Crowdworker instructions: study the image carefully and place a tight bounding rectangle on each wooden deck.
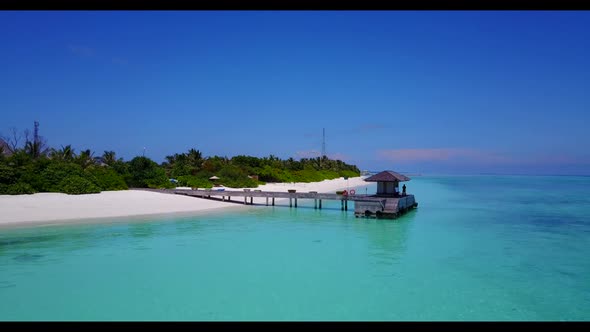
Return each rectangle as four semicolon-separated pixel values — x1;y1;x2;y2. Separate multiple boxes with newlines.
166;188;418;219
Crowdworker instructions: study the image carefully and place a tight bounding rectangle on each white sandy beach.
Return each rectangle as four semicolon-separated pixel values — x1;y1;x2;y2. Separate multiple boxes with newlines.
0;176;369;228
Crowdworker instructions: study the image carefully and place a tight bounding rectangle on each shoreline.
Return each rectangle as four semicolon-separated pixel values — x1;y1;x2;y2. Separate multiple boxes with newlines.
0;176;370;230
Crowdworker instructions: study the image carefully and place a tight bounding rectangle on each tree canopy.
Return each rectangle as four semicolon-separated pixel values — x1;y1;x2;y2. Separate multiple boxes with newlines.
1;122;360;195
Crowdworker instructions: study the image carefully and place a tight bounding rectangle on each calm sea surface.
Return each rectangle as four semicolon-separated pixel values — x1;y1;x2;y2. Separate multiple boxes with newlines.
1;175;589;321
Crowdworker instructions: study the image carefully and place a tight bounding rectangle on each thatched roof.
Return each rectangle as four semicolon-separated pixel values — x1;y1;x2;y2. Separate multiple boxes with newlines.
364;170;410;182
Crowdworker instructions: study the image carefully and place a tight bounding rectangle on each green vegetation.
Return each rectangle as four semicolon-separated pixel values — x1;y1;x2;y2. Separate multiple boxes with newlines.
126;156;169;188
1;121;360;195
59;175;101;195
39;162;84;192
0;182;36;195
162;153;359;188
175;175;212;189
84;166;128;191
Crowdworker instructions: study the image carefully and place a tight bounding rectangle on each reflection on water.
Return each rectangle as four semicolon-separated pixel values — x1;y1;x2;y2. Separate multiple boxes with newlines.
0;228;82;261
353;217;412;263
0;234;61;248
12;253;44;262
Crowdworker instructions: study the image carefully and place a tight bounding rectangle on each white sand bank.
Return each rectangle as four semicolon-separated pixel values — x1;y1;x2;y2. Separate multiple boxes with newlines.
0;177;370;228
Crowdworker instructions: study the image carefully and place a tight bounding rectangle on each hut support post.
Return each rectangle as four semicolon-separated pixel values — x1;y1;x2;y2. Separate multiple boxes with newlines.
272;197;275;206
266;197;269;206
250;197;253;205
314;199;317;209
244;197;247;205
289;198;292;207
319;199;322;209
295;198;297;208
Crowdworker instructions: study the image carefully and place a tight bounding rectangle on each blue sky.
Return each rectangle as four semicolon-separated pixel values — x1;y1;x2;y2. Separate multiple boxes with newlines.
1;11;589;175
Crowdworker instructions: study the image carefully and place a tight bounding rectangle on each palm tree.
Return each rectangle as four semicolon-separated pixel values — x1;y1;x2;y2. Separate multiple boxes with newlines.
102;150;117;166
187;148;203;170
165;154;177;165
25;140;44;159
49;145;75;161
76;149;95;168
62;145;74;161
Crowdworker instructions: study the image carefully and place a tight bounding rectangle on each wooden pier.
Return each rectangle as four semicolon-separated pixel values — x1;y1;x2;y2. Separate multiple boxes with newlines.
171;188;417;219
138;170;419;219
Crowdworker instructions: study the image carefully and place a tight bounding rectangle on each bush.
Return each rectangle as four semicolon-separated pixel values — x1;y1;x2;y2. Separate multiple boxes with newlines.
169;163;194;178
111;160;129;177
176;175;212;189
217;165;259;188
147;180;176;189
0;182;36;195
58;175;101;195
0;164;16;185
126;156;168;188
84;166;128;191
258;165;294;183
39;162;84;192
17;159;52;191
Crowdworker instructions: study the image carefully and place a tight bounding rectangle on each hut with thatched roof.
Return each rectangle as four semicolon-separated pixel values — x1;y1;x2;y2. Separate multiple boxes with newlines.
364;170;410;197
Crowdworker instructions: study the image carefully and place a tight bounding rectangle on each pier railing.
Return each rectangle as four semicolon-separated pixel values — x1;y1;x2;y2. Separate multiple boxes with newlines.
173;189;384;201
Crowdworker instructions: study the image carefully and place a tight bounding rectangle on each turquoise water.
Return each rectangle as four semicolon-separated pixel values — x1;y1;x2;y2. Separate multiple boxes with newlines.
1;175;589;321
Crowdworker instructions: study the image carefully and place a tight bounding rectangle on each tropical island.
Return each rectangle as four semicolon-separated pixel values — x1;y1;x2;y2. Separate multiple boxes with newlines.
0;122;360;196
0;122;366;227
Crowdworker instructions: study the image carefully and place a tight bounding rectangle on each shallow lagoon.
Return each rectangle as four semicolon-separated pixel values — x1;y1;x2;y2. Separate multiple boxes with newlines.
1;175;589;320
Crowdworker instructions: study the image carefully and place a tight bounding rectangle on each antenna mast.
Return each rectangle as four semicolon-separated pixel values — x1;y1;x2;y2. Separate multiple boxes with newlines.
322;128;326;159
